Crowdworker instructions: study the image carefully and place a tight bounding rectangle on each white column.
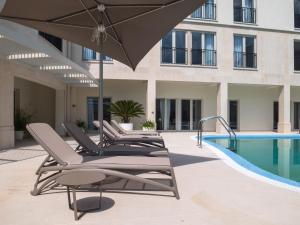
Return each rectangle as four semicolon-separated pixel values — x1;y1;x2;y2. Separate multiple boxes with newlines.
278;85;291;133
216;82;228;133
146;79;156;122
0;61;15;149
278;139;291;178
55;89;66;135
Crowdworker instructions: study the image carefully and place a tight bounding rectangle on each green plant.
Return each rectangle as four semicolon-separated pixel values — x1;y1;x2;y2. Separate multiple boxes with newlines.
14;110;33;131
142;120;155;129
76;119;86;132
109;100;145;123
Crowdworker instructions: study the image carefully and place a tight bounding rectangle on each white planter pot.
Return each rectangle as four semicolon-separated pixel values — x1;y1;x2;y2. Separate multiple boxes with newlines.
119;123;133;131
142;127;155;131
15;131;24;141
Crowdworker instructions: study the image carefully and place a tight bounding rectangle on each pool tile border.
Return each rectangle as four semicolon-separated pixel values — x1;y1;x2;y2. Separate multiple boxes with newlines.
192;134;300;192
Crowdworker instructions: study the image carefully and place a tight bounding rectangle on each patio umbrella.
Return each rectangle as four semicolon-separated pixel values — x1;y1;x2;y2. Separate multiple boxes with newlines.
0;0;205;151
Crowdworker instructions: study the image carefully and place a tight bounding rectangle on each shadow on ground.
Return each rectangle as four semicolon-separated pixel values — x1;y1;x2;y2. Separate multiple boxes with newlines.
169;153;219;167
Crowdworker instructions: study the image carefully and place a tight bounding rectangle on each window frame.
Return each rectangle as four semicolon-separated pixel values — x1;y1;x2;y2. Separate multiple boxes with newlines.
233;34;257;69
82;47;113;62
161;30;187;65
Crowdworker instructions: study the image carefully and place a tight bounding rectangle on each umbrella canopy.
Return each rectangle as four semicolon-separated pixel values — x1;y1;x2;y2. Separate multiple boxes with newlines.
0;0;205;150
0;0;204;69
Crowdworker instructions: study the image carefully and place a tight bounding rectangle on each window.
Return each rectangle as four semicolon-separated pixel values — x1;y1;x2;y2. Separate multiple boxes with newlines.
156;99;201;131
234;0;256;24
273;102;278;130
295;0;300;28
294;102;300;130
181;99;191;130
234;35;257;68
82;47;112;61
191;32;216;66
294;41;300;71
229;100;239;130
156;99;176;130
39;31;62;51
161;30;187;64
191;0;216;20
87;97;111;130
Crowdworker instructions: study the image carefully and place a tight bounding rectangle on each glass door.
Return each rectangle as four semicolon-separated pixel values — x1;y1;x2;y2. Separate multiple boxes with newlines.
181;99;190;130
192;100;202;130
166;99;176;130
273;101;278;130
229;100;238;130
156;99;165;130
87;97;111;130
294;102;300;130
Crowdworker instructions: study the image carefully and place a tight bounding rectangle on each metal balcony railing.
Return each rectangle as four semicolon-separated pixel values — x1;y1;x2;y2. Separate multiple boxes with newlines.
191;49;217;66
234;7;256;24
161;47;188;65
234;51;257;68
191;3;216;20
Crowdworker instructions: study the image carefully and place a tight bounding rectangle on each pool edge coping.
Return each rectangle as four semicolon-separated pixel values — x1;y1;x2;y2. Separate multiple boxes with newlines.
192;134;300;193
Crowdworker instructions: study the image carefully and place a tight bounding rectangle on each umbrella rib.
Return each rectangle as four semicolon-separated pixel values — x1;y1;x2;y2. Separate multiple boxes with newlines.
51;6;98;22
101;4;163;8
0;15;94;30
103;11;134;68
105;0;184;28
78;0;99;26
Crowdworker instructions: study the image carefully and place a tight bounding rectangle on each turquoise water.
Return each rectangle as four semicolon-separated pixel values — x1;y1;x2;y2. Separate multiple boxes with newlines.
208;138;300;183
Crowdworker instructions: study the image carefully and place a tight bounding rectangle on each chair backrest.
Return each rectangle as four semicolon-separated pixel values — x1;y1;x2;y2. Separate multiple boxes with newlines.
62;122;99;153
103;120;122;137
93;121;116;140
111;120;127;135
26;123;82;165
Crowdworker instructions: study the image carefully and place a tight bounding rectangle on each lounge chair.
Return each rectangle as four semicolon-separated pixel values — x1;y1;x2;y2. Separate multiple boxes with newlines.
62;122;167;157
94;120;165;148
111;119;159;136
26;123;179;199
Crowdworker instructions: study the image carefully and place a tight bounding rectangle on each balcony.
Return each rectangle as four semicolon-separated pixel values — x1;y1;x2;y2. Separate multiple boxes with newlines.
161;47;187;64
191;3;216;20
191;49;217;66
234;51;257;68
234;7;256;24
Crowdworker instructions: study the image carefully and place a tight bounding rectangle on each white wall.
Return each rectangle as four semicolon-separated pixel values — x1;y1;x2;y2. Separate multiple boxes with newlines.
229;85;280;131
72;80;147;129
14;77;56;127
291;86;300;130
157;81;217;131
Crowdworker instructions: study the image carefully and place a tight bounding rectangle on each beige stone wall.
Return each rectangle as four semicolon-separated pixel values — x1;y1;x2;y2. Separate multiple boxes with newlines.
72;80;147;129
157;81;217;131
229;85;280;131
14;77;55;127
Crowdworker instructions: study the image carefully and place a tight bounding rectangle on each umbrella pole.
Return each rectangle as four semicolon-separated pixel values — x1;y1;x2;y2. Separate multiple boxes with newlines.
98;34;104;154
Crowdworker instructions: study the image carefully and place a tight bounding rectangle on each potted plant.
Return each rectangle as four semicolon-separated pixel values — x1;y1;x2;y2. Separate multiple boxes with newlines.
76;119;86;133
142;120;156;131
14;109;33;140
109;100;145;131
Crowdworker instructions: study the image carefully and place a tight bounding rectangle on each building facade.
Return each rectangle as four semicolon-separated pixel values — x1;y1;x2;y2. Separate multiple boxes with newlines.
1;0;300;149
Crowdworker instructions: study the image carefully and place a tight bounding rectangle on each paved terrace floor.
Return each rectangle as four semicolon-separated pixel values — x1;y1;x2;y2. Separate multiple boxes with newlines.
0;132;300;225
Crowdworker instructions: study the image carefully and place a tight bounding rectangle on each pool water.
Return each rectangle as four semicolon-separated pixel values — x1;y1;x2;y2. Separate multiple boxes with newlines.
207;138;300;183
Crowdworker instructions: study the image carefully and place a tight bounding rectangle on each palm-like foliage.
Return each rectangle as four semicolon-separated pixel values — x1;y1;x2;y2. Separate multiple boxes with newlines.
109;100;145;123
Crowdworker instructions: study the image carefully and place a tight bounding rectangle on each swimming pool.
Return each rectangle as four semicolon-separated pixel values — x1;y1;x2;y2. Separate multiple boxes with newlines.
200;134;300;189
